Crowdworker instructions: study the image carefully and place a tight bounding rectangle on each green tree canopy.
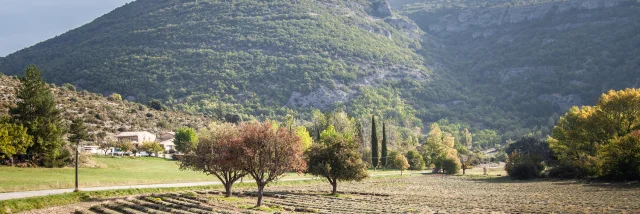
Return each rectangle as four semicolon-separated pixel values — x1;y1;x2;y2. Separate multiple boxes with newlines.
381;121;388;168
116;141;134;155
174;127;199;154
140;142;164;157
305;125;368;194
405;150;425;170
9;65;66;167
371;115;379;169
68;118;89;144
0;122;33;166
598;131;640;180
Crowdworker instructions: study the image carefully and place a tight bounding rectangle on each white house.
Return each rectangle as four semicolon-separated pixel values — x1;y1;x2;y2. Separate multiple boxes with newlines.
157;132;176;151
82;145;101;154
114;131;178;154
115;131;156;145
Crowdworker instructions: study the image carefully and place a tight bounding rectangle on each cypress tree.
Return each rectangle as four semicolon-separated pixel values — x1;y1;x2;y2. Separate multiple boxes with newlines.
315;122;321;141
381;121;388;168
371;115;378;169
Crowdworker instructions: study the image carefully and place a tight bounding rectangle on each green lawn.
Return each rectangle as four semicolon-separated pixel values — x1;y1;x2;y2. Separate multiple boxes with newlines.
0;156;216;192
0;156;422;193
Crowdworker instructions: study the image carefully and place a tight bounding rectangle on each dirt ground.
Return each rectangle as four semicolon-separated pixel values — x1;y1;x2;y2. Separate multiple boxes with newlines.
24;174;640;213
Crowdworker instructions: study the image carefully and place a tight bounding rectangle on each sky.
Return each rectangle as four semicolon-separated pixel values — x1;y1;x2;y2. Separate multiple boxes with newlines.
0;0;134;57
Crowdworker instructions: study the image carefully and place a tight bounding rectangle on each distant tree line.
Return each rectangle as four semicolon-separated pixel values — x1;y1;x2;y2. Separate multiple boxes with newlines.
179;108;500;208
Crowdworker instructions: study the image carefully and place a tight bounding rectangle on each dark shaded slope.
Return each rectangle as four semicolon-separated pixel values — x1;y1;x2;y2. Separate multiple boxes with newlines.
393;0;640;139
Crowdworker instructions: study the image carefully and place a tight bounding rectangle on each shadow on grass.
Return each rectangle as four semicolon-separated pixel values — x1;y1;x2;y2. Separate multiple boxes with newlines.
415;172;554;184
557;180;640;189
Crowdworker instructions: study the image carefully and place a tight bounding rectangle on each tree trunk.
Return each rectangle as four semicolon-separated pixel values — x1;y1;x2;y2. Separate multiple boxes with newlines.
256;184;265;207
10;157;14;167
331;181;337;195
401;170;403;175
462;160;466;175
224;183;233;197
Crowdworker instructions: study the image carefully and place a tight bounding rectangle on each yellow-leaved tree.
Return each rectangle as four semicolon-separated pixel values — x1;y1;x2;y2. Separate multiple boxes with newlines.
549;88;640;180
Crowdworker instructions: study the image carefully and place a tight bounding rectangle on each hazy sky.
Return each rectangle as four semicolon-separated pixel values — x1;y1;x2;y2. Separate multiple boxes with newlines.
0;0;134;57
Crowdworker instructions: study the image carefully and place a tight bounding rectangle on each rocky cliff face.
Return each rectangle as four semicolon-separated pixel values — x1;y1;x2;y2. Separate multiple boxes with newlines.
421;0;628;34
388;0;640;132
372;0;394;17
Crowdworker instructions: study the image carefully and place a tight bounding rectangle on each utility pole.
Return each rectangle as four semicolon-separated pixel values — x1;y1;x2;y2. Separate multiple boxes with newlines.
69;118;88;193
74;141;79;192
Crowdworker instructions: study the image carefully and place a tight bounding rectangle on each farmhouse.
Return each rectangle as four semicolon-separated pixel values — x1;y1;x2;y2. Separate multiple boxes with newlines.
82;145;101;154
157;132;176;151
115;131;156;145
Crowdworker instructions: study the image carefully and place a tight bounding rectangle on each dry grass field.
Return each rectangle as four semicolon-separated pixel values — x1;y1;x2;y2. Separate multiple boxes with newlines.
32;174;640;213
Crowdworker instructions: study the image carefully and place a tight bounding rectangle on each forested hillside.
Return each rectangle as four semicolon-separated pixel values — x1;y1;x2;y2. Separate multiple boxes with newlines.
1;0;639;148
0;0;427;129
389;0;640;139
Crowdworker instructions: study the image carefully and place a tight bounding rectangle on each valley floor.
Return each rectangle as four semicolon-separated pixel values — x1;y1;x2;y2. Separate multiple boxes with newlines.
0;156;417;193
27;174;640;214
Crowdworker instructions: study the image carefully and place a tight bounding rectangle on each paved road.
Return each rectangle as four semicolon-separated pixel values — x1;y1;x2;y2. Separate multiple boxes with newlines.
0;172;418;201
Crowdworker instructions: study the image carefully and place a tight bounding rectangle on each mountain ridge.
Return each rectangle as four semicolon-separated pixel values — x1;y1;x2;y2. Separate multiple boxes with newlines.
0;0;426;128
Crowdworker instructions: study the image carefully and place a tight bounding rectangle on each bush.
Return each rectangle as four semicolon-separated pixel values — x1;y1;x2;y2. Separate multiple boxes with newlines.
157;121;169;129
548;163;581;179
509;162;541;180
108;93;122;101
44;146;73;168
63;83;76;91
172;154;184;160
147;99;168;111
441;158;460;174
405;150;424;170
506;151;544;180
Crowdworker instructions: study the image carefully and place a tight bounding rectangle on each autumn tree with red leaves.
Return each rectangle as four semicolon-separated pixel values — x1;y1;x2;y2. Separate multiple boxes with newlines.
238;121;306;207
179;123;246;197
